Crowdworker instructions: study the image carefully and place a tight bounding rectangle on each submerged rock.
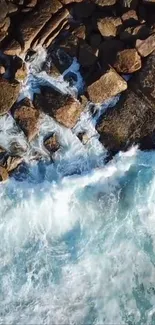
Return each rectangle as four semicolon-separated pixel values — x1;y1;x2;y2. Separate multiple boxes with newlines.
34;86;83;128
44;134;60;154
0;77;20;115
87;67;127;104
12;98;40;142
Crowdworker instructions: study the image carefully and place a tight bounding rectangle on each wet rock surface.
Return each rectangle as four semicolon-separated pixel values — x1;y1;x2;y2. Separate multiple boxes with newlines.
0;0;155;179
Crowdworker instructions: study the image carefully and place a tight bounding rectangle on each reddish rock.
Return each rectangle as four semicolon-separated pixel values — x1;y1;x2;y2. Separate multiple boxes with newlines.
97;17;122;38
12;98;40;142
136;34;155;57
87;67;127;104
0;77;20;115
114;49;141;73
44;134;60;153
34;86;83;128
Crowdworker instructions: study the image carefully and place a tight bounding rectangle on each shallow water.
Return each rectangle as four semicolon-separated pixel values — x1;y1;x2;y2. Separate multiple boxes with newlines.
0;48;155;325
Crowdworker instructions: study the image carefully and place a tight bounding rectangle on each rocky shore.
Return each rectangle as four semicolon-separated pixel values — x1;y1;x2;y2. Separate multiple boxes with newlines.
0;0;155;180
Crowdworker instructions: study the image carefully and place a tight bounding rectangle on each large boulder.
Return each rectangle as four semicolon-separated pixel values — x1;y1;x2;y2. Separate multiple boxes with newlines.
34;86;83;128
87;67;127;104
0;77;20;115
12;98;40;142
97;90;155;153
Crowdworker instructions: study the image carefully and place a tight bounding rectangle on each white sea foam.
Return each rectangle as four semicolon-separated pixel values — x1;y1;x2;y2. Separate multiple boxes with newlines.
0;47;155;325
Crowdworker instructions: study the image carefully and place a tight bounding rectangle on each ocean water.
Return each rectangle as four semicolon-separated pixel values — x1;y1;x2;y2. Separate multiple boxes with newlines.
0;47;155;325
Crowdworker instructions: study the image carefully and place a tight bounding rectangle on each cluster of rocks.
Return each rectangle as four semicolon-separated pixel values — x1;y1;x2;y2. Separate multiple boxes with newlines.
0;0;155;180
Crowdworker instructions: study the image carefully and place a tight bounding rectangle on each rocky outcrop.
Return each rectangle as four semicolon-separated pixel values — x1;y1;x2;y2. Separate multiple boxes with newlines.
34;86;83;128
12;98;40;142
114;49;141;73
0;77;20;115
87;67;127;104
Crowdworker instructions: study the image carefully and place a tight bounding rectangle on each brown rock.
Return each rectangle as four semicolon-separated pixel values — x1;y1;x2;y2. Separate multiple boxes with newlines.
4;0;62;55
44;134;60;153
0;165;8;181
0;77;20;115
3;40;21;56
59;34;79;57
78;40;97;67
7;2;18;14
0;17;10;32
26;0;38;7
12;98;40;141
87;67;127;104
34;86;83;128
114;49;141;73
77;132;89;145
4;156;23;172
97;17;122;38
136;34;155;57
99;39;124;66
94;0;117;6
60;0;82;4
72;25;86;40
97;89;155;153
32;8;69;48
0;65;5;74
15;62;27;81
121;10;138;26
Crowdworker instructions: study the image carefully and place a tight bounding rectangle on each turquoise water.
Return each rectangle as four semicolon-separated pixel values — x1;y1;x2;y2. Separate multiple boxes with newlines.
0;147;155;324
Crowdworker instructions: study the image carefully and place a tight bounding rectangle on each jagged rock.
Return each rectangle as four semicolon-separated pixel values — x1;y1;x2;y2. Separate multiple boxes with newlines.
121;10;138;26
114;49;141;73
94;0;117;6
32;8;69;48
4;156;23;172
87;67;127;104
0;165;8;181
99;39;124;66
0;77;20;115
78;40;97;67
44;134;60;153
73;1;95;18
97;17;122;38
12;98;40;141
131;51;155;104
4;0;62;55
97;89;155;153
49;48;73;73
136;34;155;57
34;86;83;128
120;24;150;42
